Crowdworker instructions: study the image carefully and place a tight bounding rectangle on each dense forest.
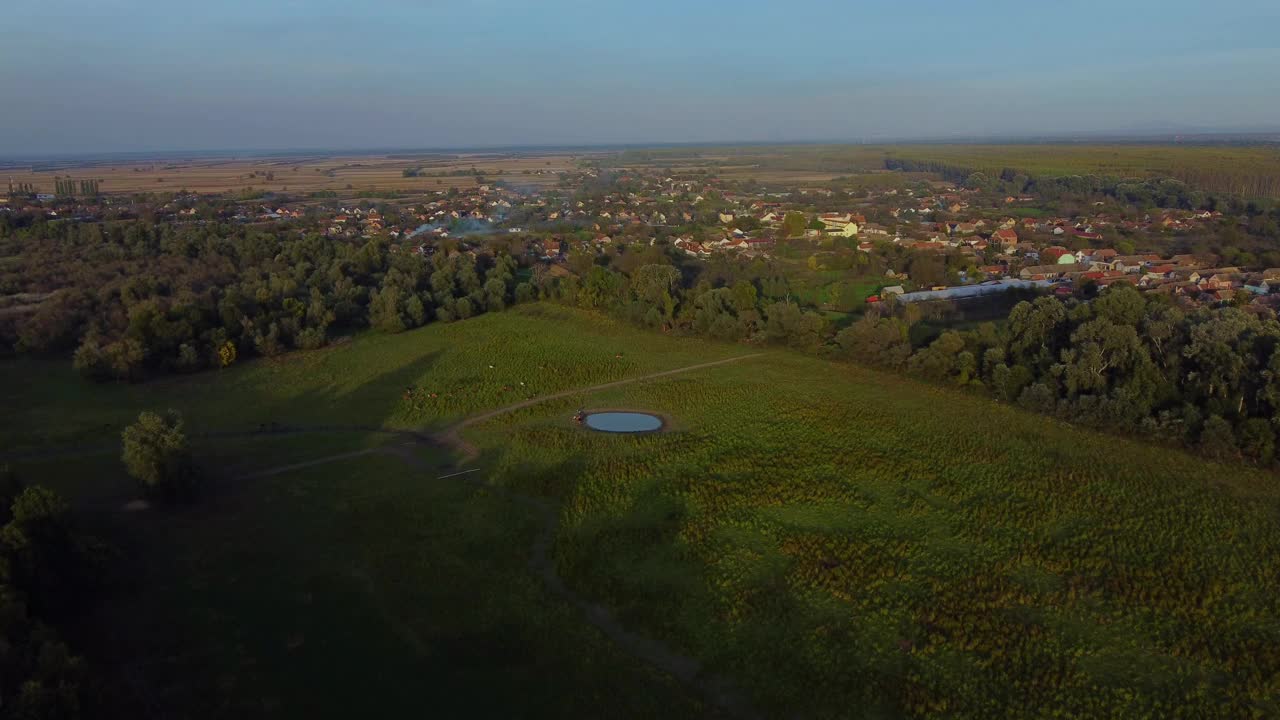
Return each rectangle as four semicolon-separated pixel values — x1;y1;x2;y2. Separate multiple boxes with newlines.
844;289;1280;463
0;218;529;381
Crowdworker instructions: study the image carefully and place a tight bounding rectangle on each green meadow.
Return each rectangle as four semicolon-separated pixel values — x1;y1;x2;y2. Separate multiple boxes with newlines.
87;452;723;718
0;304;743;455
6;304;1279;718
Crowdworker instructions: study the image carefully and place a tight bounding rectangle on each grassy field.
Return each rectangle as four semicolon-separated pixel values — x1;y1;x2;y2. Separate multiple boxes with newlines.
81;452;723;718
7;303;1280;718
463;322;1280;718
3;152;581;196
0;304;744;455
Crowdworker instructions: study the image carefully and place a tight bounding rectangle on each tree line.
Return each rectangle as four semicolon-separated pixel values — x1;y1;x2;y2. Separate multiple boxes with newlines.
0;218;531;381
51;179;101;196
537;255;1280;465
885;156;1280;215
836;286;1280;463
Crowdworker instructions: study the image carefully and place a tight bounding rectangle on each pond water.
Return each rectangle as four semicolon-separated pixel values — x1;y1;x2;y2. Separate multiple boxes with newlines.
583;412;663;433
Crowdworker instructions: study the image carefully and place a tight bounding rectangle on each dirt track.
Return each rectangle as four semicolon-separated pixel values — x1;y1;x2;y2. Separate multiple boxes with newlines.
239;351;767;717
22;353;767;717
435;352;765;463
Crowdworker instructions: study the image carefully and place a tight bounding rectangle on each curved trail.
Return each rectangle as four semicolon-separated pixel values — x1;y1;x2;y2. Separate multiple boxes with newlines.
380;438;761;719
39;353;768;718
437;352;765;463
419;352;766;717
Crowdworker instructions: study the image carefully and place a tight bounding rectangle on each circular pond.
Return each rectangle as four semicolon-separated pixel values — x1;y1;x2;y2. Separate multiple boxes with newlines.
583;412;664;433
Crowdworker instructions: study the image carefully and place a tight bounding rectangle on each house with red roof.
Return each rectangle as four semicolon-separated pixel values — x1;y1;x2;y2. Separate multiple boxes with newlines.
993;228;1018;248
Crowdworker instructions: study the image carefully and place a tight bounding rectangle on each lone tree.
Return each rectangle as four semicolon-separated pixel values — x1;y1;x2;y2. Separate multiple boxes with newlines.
121;410;199;501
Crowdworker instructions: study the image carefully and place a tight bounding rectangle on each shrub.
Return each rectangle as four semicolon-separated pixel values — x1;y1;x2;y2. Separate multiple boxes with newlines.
295;327;328;351
1198;415;1238;460
1237;418;1274;464
1017;382;1057;414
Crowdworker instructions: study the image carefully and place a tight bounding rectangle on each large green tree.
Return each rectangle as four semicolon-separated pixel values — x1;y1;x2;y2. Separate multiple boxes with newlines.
836;315;912;369
121;410;199;501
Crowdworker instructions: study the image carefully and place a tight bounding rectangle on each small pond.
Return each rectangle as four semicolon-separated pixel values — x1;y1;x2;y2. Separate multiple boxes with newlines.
583;412;664;433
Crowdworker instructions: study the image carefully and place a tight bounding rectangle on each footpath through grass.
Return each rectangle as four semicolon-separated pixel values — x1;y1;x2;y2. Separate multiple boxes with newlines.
473;352;1280;719
0;303;744;454
92;453;722;719
10;302;1280;718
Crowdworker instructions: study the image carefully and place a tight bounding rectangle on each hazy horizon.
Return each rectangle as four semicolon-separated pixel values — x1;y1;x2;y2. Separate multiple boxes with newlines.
3;0;1279;155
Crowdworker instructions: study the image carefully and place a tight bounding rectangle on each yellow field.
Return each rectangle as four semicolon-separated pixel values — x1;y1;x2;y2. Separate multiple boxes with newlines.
3;153;587;196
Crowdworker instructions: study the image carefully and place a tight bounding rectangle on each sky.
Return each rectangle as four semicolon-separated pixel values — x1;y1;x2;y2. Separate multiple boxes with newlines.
3;0;1280;155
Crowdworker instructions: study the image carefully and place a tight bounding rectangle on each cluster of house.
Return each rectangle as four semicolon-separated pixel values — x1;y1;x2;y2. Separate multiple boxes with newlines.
0;194;130;222
672;234;775;257
326;207;385;237
1014;252;1277;302
9;164;1272;312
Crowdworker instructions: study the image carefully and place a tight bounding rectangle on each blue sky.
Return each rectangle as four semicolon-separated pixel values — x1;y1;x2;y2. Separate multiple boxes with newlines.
2;0;1279;154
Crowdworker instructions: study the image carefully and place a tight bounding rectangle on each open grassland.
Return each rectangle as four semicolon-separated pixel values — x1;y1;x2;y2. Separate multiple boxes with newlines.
468;348;1280;718
2;152;581;196
0;304;744;455
7;303;1279;718
77;453;722;719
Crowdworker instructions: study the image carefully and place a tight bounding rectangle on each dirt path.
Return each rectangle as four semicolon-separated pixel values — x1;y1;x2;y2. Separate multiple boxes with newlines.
237;448;381;480
417;352;765;717
436;352;765;463
361;354;767;717
380;440;761;719
71;353;767;718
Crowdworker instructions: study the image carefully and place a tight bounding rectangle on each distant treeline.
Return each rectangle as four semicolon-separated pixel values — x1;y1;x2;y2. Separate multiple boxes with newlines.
884;145;1280;201
52;179;101;196
885;156;1280;212
402;167;503;178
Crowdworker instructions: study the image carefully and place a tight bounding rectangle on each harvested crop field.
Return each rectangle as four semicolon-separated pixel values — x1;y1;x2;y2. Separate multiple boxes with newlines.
2;152;586;196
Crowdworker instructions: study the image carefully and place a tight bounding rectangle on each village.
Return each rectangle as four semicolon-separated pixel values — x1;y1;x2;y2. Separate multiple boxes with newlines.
4;161;1276;312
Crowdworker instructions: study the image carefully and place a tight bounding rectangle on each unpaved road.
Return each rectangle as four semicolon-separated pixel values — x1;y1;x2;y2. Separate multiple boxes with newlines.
436;352;765;463
238;351;767;717
26;353;768;718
